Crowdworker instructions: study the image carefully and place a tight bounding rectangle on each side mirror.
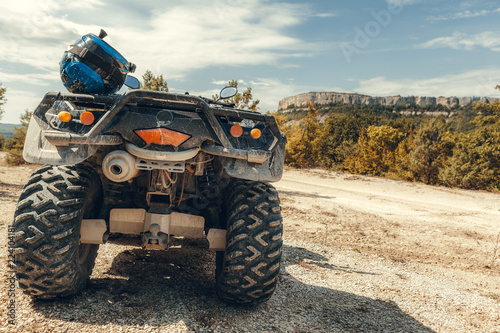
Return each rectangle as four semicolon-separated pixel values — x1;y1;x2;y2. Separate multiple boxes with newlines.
219;86;237;100
124;75;140;89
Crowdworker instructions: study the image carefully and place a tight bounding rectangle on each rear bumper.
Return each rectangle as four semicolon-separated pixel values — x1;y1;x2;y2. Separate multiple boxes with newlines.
24;90;286;181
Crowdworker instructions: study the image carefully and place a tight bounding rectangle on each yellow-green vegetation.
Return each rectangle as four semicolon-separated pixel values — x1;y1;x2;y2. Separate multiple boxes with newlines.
0;83;6;121
283;103;322;167
3;72;499;192
213;80;260;112
3;109;32;165
276;101;500;192
141;69;168;92
439;102;500;190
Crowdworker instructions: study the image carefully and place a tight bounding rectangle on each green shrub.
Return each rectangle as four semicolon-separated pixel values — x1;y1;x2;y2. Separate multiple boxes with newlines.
4;149;25;166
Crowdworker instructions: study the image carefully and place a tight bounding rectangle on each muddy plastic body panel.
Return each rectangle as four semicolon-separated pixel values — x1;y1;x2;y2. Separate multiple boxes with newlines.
23;90;286;182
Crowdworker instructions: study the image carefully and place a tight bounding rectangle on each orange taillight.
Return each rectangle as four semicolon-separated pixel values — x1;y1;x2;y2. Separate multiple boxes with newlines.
135;128;191;147
230;124;243;137
250;128;261;139
58;111;72;122
80;111;95;125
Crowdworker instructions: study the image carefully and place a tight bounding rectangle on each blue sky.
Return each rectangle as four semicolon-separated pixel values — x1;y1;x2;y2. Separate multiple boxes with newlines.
1;0;500;123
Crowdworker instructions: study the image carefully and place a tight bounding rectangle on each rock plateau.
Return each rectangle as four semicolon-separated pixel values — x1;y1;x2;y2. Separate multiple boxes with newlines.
278;92;500;110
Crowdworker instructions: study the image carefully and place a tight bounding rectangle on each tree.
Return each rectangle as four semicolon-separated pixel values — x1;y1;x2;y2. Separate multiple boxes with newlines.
344;125;404;175
0;83;6;122
440;102;500;191
285;103;323;167
392;127;415;180
268;110;292;138
141;70;168;92
320;110;379;167
4;109;32;165
213;80;260;111
408;117;454;184
440;128;499;191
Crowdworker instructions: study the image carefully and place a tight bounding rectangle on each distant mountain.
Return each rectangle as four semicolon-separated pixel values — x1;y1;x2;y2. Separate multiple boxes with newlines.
0;123;18;139
278;92;500;110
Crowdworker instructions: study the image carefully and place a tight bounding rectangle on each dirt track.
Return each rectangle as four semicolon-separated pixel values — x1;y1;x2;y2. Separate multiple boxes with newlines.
277;168;500;274
1;160;499;332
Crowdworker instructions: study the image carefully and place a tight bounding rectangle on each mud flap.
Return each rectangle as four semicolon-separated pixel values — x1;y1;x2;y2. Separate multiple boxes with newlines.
23;116;98;165
220;136;286;182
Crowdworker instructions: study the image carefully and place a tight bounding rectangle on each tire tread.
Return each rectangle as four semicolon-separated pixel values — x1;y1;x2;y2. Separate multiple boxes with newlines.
216;180;283;304
13;164;100;299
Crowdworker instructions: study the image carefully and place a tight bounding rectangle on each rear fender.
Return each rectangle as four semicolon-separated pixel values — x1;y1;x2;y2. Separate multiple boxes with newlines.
23;115;98;165
221;133;286;182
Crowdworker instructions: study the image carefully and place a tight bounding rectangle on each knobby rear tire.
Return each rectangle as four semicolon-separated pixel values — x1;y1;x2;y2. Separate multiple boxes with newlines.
12;164;102;299
216;180;283;305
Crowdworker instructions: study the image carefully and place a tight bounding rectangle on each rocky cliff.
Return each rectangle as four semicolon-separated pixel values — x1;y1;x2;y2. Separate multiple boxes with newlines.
278;92;500;110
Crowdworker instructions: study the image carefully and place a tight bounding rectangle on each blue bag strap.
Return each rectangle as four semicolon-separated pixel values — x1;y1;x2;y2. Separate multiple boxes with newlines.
67;45;124;85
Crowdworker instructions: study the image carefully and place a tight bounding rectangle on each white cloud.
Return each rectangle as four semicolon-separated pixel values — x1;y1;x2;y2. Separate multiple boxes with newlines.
427;8;500;21
190;77;346;112
385;0;423;6
242;78;348;111
2;0;104;14
262;81;310;110
0;5;101;71
211;80;229;86
2;89;42;124
182;78;298;111
312;12;339;18
113;1;314;79
0;0;327;121
418;31;500;51
208;79;247;87
0;71;58;86
243;78;305;111
354;68;500;98
66;0;105;9
0;0;317;79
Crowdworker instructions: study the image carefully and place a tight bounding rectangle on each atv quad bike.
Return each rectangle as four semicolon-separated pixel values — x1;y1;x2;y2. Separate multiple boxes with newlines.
12;87;285;304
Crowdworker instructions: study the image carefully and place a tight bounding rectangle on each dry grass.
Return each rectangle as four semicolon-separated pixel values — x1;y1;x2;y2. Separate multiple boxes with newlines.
490;232;500;268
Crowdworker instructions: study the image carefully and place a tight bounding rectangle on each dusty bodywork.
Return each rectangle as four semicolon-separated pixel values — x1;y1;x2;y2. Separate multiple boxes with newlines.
13;88;285;304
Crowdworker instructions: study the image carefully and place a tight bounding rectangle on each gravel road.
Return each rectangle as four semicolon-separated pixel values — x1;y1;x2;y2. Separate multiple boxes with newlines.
1;161;499;332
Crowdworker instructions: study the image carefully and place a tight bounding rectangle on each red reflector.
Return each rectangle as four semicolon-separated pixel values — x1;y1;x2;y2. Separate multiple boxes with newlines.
230;124;243;137
135;128;191;147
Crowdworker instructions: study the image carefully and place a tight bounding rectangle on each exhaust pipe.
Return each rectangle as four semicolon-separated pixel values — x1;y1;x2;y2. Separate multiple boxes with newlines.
102;150;138;182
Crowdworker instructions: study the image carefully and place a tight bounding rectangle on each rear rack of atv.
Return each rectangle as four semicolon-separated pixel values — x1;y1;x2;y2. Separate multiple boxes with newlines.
34;90;283;163
26;89;286;181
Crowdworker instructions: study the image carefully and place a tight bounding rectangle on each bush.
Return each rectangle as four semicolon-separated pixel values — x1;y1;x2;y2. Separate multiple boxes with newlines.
273;100;500;191
439;118;500;191
285;103;324;168
408;118;454;184
344;125;404;176
319;111;379;168
4;149;25;166
2;109;32;165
